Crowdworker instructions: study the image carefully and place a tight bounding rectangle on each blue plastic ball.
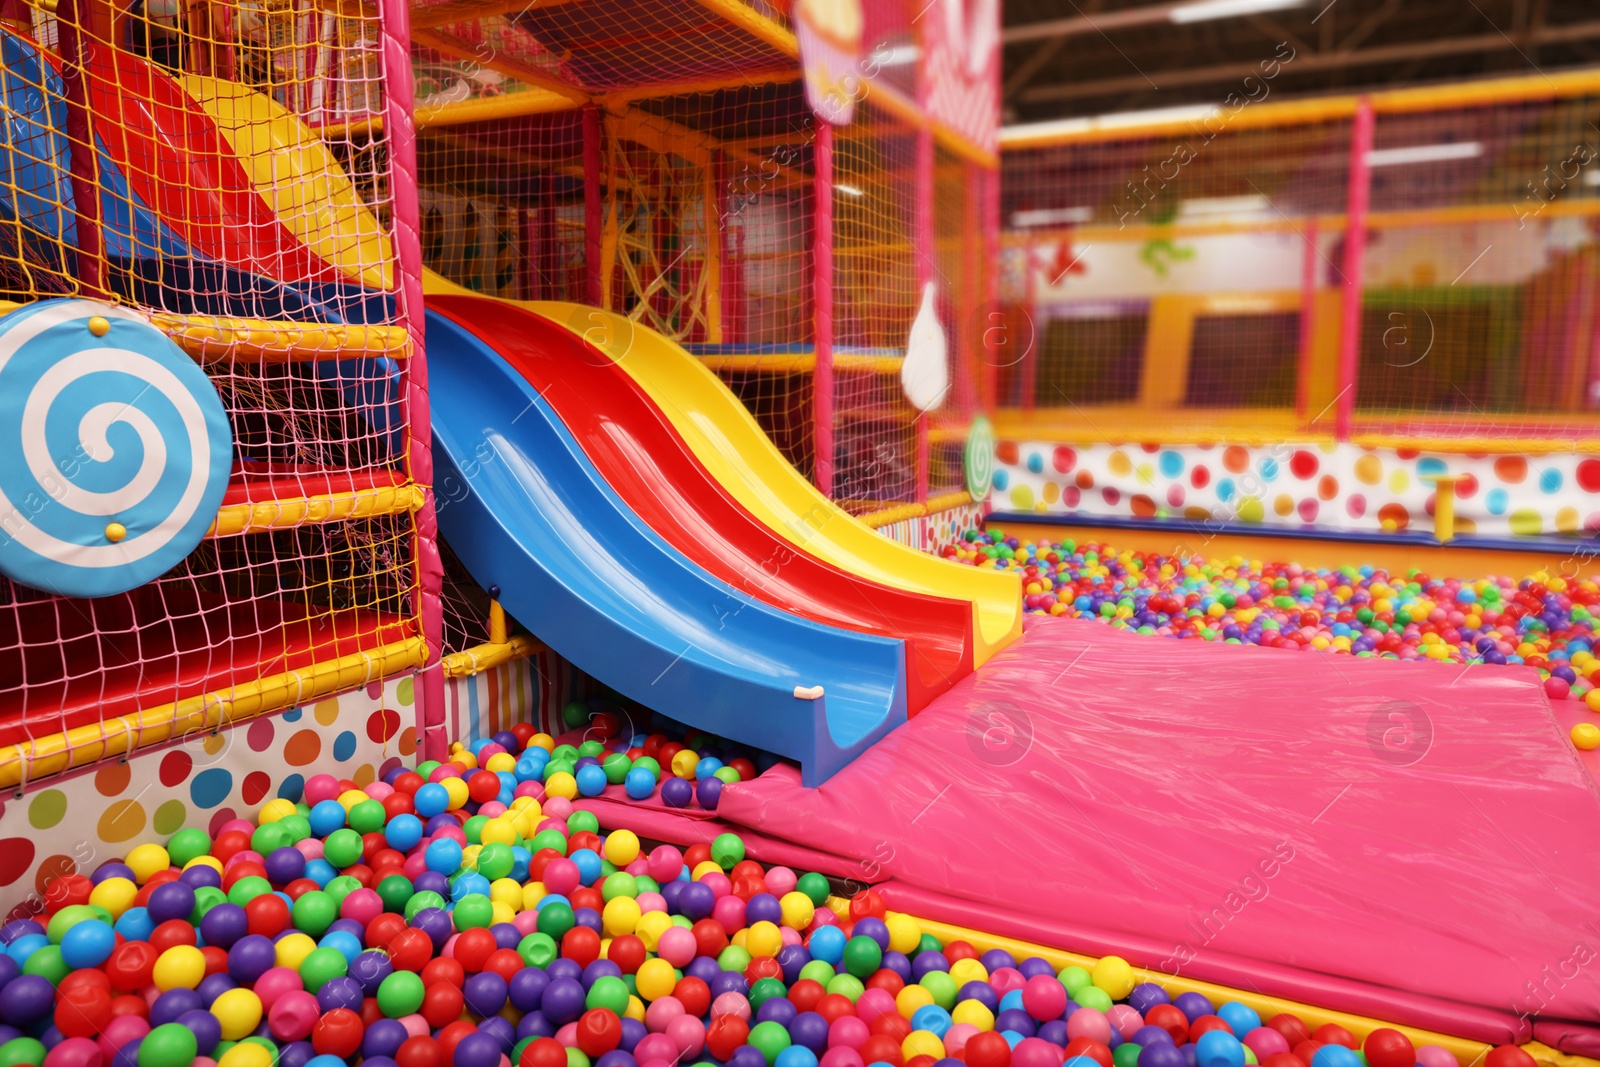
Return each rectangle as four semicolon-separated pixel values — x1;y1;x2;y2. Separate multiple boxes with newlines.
1215;1002;1261;1038
1195;1032;1246;1067
308;800;347;836
624;768;656;800
59;920;115;969
414;782;450;818
426;838;464;875
575;765;607;797
385;814;423;852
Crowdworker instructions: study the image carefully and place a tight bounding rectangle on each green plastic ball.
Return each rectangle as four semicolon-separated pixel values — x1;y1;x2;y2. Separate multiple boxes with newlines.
166;828;212;868
841;935;881;978
377;875;414;913
323;876;362;906
404;890;447;921
530;830;568;856
562;701;589;728
713;767;741;785
1058;965;1092;992
463;815;489;845
454;895;494;931
565;1050;590;1067
710;833;744;869
1113;1044;1143;1067
536;900;575;940
250;823;290;856
45;906;98;944
192;886;226;923
586;975;630;1014
717;945;751;973
377;970;426;1017
796;873;830;906
748;977;787;1009
1077;985;1113;1012
602;754;632;784
277;815;312;843
601;873;638;902
567;811;599;834
552;745;579;763
349;799;387;835
825;974;863;1002
298;946;349;992
797;961;835;986
518;932;558;968
0;1038;44;1067
227;875;273;907
477;843;515;881
323;828;364;869
292;891;337;936
22;946;66;984
633;876;659;895
631;757;661;776
416;761;441;778
919;969;957;1009
747;1021;792;1065
138;1024;197;1067
577;740;605;759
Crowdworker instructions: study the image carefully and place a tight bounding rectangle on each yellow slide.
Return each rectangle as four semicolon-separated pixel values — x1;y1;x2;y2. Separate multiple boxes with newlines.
502;296;1021;665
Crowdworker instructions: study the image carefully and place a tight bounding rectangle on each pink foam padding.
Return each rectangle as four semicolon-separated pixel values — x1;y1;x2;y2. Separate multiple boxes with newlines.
719;614;1600;1041
1534;1020;1600;1057
572;789;872;880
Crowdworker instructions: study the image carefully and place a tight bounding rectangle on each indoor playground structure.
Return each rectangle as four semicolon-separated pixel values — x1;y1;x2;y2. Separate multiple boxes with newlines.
0;4;1599;1067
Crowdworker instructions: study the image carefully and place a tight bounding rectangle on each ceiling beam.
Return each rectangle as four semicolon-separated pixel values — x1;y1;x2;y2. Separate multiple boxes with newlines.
411;25;590;103
1005;2;1209;46
1018;20;1600;104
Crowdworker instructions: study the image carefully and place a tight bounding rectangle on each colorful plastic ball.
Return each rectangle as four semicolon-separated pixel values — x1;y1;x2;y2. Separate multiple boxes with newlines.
1195;1033;1246;1067
1361;1030;1414;1067
151;946;206;991
1571;723;1599;750
58;921;115;970
377;972;425;1018
624;770;657;801
135;1025;196;1067
1311;1048;1361;1067
1483;1049;1537;1067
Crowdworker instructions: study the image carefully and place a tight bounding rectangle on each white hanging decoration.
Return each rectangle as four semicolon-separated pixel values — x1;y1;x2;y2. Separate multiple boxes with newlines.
902;281;949;413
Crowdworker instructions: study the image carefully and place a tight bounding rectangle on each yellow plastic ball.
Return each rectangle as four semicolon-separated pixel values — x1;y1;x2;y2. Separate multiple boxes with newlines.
523;883;547;911
635;911;674;951
454;752;480;770
212;988;264;1040
895;984;935;1019
903;1033;945;1061
485;753;517;774
636;958;677;1001
152;945;206;990
1092;955;1136;999
604;830;641;867
530;734;555;753
338;789;369;812
884;913;921;955
671;750;700;779
545;772;578;800
257;799;297;824
218;1042;275;1067
462;845;483;869
125;844;171;884
691;861;723;881
89;877;138;918
274;932;317;971
480;819;517;847
624;996;646;1022
490;901;516;926
948;958;988;986
779;892;815;931
1573;723;1600;751
745;921;783;958
950;1000;994;1031
184;856;223;876
603;896;642;936
1585;689;1600;714
441;777;471;810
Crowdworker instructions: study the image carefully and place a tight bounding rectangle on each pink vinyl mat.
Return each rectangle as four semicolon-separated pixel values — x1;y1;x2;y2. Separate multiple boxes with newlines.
715;614;1600;1045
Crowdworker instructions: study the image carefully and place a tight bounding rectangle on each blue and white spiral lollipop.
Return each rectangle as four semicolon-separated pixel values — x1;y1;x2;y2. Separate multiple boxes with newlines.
0;298;233;598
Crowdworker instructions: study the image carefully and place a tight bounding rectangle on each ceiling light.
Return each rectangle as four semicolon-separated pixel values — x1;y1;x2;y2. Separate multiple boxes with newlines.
1170;0;1309;25
1010;207;1095;227
835;184;866;197
1366;142;1483;167
1177;194;1271;218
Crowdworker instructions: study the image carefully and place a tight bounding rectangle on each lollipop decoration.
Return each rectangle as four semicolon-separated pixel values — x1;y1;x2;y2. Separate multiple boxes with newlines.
0;299;232;598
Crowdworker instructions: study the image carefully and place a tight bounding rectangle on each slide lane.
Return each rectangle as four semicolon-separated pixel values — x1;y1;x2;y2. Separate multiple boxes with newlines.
527;302;1022;666
426;309;908;786
429;294;975;713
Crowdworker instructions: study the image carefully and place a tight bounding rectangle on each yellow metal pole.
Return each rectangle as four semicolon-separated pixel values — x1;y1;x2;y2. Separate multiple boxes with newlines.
1421;474;1462;542
488;599;508;645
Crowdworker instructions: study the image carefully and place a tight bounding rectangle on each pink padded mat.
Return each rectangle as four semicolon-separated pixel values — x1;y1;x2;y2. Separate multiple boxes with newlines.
716;615;1600;1045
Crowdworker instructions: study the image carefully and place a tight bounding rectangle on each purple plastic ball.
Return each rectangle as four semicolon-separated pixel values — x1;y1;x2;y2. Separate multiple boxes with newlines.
454;1032;503;1067
178;1009;222;1055
478;1016;516;1054
363;1019;410;1058
996;1009;1035;1037
178;867;220;890
326;919;366;941
1;975;56;1026
1018;958;1056;980
150;989;203;1026
1133;1026;1174;1048
412;908;453;949
1128;983;1171;1014
745;894;782;926
677;882;715;921
546;960;582;983
317;976;364;1013
199;904;248;950
147;882;196;925
1139;1043;1187;1067
509;968;549;1013
788;1011;830;1054
351;950;393;995
1173;992;1214;1024
660;777;694;808
619;1018;646;1053
776;944;810;984
911;950;950;980
582;961;622;987
709;972;748;999
573;908;602;934
516;1013;555;1042
196;973;236;1007
1038;1021;1068;1047
491;923;522;951
695;778;722;811
979;949;1016;972
729;1046;768;1067
658;881;686;913
463;972;509;1016
881;951;912;982
278;1041;315;1067
413;871;451;897
757;997;797;1028
0;921;42;946
597;1052;638;1067
92;863;136;885
685;957;720;985
958;982;997;1010
541;977;586;1026
227;935;278;983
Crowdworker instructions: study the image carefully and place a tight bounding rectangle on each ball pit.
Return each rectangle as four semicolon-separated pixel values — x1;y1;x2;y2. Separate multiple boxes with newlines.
947;530;1600;698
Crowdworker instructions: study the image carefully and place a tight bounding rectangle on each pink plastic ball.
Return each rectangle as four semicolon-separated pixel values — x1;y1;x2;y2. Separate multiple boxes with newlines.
543;858;581;895
635;1035;678;1063
764;867;798;897
402;853;428;879
398;1015;431;1039
1022;975;1067;1022
647;847;684;883
434;824;467;846
365;783;395;801
657;927;697;968
1066;1009;1112;1045
990;967;1025;996
828;1017;869;1050
45;1037;103;1067
1107;1005;1143;1040
636;892;667;914
554;1024;578;1048
710;993;751;1022
478;802;507;819
820;1048;865;1067
267;990;320;1041
514;782;542;799
645;996;686;1033
340;888;383;926
1013;1037;1065;1067
542;796;574;820
294;840;325;861
253;966;304;1010
537;819;569;838
666;1015;705;1057
1415;1048;1457;1067
97;1017;148;1058
854;989;897;1024
807;909;838;931
226;851;264;870
779;927;802;948
625;860;650;878
304;775;340;805
711;896;745;934
1546;676;1571;699
639;1059;676;1067
441;934;461;958
1243;1029;1290;1061
944;1024;979;1056
512;911;540;935
700;872;731;898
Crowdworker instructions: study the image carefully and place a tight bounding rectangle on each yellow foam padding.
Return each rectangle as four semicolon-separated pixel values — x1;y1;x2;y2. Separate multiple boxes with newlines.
905;915;1497;1066
177;74;393;291
420;272;1022;665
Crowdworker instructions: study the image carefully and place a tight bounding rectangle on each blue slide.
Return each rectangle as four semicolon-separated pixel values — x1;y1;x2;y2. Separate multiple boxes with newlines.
427;310;907;786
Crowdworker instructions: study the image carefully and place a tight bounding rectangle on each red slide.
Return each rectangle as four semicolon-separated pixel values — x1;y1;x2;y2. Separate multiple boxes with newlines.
429;296;974;713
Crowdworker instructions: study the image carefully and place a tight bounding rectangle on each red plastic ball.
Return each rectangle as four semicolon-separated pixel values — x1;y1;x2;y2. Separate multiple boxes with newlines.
907;1056;936;1067
684;844;712;869
360;997;384;1029
1145;1005;1189;1045
865;970;904;997
149;919;197;952
788;979;825;1013
454;928;497;972
568;832;602;856
108;995;148;1019
706;1015;749;1062
1063;1039;1112;1067
870;1013;912;1041
744;957;782;984
56;987;112;1039
437;1021;477;1067
484;949;524;983
690;920;727;960
392;772;425;797
606;935;646;975
520;1038;568;1067
964;1032;1012;1067
468;771;501;804
1263;1053;1304;1067
673;977;711;1018
366;913;408;950
944;941;979;963
848;890;886;922
105;942;157;992
421;983;465;1029
815;994;856;1025
282;879;320;901
397;1036;442;1067
1292;1041;1325;1065
312;1008;365;1058
1267;1016;1310;1048
1313;1026;1357;1050
1484;1048;1537;1067
382;794;416;820
576;1009;622;1057
386;928;435;972
859;1035;905;1067
245;893;291;937
1190;1017;1232;1039
1362;1029;1415;1067
562;926;601;968
422;957;466;990
200;946;229;976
